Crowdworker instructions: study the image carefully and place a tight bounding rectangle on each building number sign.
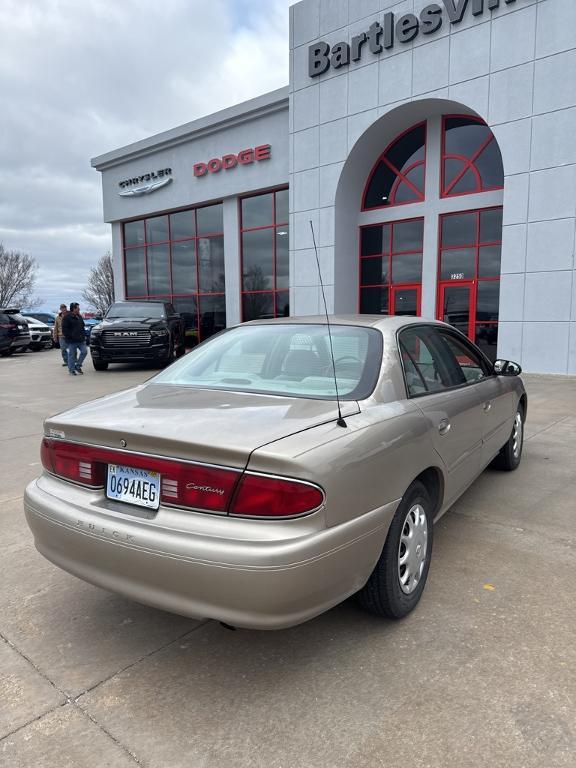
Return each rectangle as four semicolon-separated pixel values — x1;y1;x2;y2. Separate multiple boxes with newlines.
450;273;465;280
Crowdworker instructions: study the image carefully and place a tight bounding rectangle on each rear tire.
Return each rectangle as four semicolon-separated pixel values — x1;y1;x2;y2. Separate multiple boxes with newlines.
93;361;108;371
493;405;524;471
0;349;14;357
357;480;433;620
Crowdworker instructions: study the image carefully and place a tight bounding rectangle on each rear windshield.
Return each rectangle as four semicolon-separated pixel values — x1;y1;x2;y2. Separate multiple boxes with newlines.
106;302;165;319
8;314;27;324
153;324;383;400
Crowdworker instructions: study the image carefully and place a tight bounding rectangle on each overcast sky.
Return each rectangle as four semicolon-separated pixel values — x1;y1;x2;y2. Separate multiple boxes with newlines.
0;0;292;311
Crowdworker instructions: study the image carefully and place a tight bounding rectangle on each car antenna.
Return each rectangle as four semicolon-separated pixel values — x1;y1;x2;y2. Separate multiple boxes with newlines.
309;220;347;428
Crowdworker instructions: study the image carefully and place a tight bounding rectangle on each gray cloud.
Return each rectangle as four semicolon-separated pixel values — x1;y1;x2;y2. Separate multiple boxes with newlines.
0;0;290;310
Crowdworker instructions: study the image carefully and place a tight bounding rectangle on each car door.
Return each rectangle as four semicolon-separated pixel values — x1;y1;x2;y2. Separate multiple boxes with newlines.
399;325;483;506
434;330;514;469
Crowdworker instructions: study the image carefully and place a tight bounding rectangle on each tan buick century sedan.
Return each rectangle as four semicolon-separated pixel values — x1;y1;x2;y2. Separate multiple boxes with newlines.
24;316;526;629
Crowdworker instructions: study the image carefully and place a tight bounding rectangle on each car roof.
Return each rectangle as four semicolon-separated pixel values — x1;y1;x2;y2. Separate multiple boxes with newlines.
244;314;447;332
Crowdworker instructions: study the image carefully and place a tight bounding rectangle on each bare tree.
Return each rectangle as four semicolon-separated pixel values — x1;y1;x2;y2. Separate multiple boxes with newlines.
0;244;41;308
82;253;115;315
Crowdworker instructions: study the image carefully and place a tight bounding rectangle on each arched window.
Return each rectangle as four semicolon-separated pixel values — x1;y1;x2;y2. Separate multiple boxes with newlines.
359;114;504;361
442;116;504;198
363;123;426;210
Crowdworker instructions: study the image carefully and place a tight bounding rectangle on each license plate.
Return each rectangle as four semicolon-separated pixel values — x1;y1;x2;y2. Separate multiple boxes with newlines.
106;464;160;510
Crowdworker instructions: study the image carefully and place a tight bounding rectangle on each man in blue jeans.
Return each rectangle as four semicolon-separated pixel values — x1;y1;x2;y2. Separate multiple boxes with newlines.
62;302;87;376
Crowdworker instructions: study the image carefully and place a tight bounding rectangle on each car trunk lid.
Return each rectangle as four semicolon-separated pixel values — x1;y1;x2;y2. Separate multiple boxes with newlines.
44;384;360;469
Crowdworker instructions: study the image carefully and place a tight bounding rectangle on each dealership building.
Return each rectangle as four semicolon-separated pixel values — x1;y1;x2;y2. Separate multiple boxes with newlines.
92;0;576;374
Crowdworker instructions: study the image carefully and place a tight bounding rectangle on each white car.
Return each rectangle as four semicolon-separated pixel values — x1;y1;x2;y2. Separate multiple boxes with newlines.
23;316;53;351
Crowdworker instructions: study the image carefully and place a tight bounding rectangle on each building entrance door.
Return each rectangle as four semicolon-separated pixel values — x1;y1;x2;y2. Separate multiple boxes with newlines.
438;282;473;338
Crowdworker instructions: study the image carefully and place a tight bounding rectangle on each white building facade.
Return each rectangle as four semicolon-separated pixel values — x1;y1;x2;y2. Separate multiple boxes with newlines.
93;0;576;373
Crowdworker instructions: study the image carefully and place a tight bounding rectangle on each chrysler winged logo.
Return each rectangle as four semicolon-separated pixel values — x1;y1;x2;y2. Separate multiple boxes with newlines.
118;177;172;197
114;331;138;337
118;168;172;197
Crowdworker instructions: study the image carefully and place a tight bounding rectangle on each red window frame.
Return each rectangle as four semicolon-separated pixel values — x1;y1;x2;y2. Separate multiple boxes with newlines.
362;122;427;212
441;115;504;199
358;217;424;317
239;186;289;321
436;206;502;346
122;203;225;344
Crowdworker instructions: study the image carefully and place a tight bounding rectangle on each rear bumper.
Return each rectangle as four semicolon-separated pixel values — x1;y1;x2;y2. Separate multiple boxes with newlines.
10;337;29;349
24;475;398;629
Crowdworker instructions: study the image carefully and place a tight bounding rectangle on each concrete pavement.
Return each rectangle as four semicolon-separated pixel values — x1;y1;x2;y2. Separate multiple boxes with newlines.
1;349;575;767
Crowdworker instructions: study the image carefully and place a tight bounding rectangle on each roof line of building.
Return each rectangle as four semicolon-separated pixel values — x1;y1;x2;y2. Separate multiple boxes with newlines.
91;86;289;171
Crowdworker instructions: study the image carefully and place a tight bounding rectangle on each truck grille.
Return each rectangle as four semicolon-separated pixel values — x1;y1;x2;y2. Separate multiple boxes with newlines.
102;330;151;347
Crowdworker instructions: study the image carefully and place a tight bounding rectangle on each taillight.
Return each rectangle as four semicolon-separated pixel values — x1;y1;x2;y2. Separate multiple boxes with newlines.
40;438;239;510
40;439;325;518
159;463;239;513
41;438;105;487
230;474;324;518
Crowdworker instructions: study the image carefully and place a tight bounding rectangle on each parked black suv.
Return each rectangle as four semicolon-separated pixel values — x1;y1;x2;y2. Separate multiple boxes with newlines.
0;308;31;356
89;301;186;371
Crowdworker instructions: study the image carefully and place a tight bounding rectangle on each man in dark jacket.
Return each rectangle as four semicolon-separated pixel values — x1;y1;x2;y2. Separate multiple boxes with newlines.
62;302;87;376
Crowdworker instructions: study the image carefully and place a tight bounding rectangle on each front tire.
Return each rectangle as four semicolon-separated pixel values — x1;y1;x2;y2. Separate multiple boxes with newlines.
357;481;433;619
92;360;108;371
493;405;524;471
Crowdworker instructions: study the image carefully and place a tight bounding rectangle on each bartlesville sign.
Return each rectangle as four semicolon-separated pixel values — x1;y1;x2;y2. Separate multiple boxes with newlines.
309;0;519;77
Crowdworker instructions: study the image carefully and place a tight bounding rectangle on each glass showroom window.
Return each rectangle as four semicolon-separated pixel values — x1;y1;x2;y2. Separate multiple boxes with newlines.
359;218;424;317
123;203;225;346
441;116;504;198
240;188;289;321
359;113;503;360
438;207;502;360
363;122;427;210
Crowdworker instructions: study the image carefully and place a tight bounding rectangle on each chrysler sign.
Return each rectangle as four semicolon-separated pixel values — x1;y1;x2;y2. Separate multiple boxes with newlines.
118;168;173;197
309;0;519;77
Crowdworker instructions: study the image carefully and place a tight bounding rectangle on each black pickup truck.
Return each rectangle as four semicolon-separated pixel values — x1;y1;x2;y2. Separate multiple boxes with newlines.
89;301;186;370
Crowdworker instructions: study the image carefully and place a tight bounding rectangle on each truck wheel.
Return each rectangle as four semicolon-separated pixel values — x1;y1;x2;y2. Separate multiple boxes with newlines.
93;361;108;371
357;480;433;620
0;349;14;357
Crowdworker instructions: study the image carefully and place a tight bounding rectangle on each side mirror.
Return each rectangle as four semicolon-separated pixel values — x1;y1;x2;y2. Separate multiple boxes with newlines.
494;359;522;377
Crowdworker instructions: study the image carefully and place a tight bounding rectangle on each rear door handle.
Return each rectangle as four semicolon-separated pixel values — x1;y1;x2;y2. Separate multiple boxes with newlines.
438;418;451;436
483;401;493;412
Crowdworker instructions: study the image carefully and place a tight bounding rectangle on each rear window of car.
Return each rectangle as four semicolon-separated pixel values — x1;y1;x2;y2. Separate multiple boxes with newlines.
153;324;383;400
7;314;27;324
